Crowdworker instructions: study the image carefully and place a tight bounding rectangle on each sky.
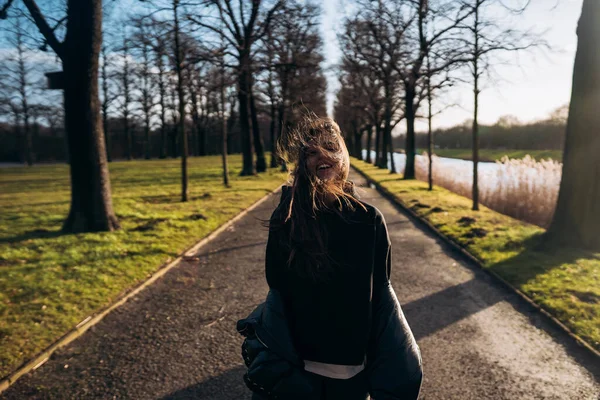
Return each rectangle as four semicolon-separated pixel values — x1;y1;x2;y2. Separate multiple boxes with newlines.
321;0;584;131
1;0;583;132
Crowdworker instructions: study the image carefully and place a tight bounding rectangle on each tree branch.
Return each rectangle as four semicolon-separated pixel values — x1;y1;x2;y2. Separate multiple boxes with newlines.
0;0;15;19
22;0;64;59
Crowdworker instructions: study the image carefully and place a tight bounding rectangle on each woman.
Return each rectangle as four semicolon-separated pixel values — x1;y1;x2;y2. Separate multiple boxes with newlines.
263;115;404;399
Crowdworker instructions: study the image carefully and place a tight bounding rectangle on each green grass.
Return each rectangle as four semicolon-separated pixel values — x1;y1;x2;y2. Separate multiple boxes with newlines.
404;148;563;162
0;155;287;377
352;158;599;352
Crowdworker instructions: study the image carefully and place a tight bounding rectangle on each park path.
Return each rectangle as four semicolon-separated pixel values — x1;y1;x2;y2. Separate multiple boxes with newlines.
2;170;598;400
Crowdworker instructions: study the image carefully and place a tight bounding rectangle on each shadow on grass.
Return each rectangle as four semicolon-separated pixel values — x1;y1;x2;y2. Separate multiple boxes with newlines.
488;233;596;288
0;228;67;244
159;366;251;400
374;177;402;184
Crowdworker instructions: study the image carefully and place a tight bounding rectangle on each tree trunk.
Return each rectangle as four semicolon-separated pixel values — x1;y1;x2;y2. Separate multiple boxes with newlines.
158;56;167;159
144;119;150;160
269;100;277;168
278;72;290;172
19;72;32;166
189;81;200;157
173;1;188;202
169;86;178;158
141;41;152;160
250;88;266;172
374;125;381;166
472;73;480;211
277;101;287;172
122;38;132;161
220;54;229;186
374;121;381;167
23;114;33;166
472;6;480;211
62;0;120;232
545;0;600;250
380;90;391;169
347;124;356;158
404;86;417;179
354;130;363;160
427;68;433;191
388;124;396;173
365;125;373;163
238;65;255;175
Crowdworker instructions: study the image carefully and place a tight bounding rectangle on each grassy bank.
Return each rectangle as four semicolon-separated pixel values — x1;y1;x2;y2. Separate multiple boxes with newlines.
405;148;563;162
0;155;287;377
351;158;599;352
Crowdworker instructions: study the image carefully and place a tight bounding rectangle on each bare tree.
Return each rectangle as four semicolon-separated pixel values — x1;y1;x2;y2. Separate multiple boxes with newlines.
545;0;600;250
190;0;283;176
1;0;120;232
381;0;470;179
143;17;171;159
100;43;118;162
457;0;544;210
114;32;135;160
1;17;35;165
341;3;408;171
131;17;157;160
264;0;322;170
423;50;456;191
172;0;189;201
139;0;193;200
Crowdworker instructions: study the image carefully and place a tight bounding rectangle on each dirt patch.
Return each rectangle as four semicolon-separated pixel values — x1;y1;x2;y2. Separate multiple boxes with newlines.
190;213;207;221
463;228;488;239
132;218;168;232
458;216;477;226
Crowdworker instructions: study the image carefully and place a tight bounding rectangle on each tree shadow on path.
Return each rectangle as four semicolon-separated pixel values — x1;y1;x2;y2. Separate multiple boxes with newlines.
159;366;251;400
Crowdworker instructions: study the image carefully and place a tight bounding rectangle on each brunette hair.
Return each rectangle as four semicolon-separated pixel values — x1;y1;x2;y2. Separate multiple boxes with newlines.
271;113;366;281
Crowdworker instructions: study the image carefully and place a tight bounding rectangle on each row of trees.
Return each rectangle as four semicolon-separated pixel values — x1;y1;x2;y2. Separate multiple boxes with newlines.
0;0;326;232
334;0;600;250
334;0;542;205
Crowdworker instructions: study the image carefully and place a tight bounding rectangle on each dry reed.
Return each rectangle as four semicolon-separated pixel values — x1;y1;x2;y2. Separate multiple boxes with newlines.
412;154;561;228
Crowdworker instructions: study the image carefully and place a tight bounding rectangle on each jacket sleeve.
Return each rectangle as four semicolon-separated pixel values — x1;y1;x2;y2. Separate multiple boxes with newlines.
368;210;423;400
373;210;392;299
265;206;288;289
265;188;291;290
265;222;282;290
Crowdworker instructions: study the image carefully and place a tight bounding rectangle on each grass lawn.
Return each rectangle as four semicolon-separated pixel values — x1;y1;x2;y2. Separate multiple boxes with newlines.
406;148;563;162
351;158;599;352
0;155;287;378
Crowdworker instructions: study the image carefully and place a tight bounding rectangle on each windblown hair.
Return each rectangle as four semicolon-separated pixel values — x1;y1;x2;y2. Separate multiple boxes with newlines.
272;113;366;281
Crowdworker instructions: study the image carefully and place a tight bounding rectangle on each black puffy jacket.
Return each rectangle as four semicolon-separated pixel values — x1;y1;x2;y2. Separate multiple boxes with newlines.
237;282;422;399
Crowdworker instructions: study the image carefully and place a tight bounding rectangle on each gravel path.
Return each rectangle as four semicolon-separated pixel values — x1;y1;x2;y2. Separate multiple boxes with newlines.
2;169;598;400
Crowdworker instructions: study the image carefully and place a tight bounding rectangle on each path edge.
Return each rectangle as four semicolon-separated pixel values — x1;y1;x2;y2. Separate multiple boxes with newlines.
351;164;600;360
0;184;285;394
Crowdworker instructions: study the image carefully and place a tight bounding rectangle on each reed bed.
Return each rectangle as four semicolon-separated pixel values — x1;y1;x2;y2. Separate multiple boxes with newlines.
412;154;562;228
